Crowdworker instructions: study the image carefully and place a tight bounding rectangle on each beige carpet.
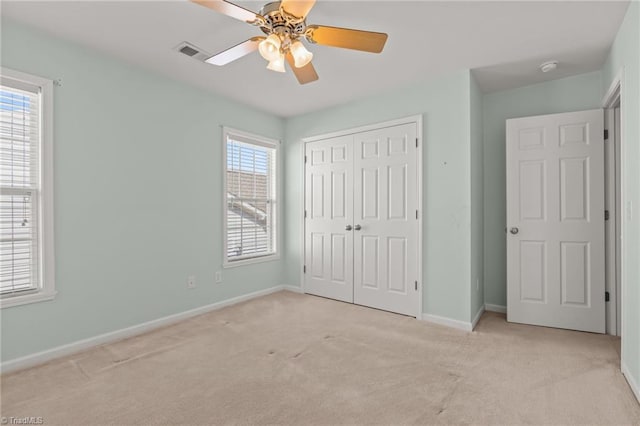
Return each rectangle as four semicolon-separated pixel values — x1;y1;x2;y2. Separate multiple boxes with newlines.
1;291;639;425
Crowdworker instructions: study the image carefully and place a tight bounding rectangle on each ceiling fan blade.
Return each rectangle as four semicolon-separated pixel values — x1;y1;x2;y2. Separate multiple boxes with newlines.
280;0;316;19
285;52;319;85
205;37;265;66
190;0;263;24
306;25;388;53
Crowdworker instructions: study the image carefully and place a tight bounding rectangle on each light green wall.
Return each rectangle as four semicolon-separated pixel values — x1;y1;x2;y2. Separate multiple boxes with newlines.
482;71;603;307
284;70;474;322
470;73;484;319
602;0;640;395
0;20;285;361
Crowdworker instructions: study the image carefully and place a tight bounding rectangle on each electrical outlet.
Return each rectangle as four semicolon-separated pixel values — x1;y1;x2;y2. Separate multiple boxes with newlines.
215;271;222;284
187;275;196;289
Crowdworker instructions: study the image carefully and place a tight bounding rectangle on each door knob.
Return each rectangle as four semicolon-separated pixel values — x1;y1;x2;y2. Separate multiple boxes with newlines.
510;227;519;235
345;225;353;231
354;224;362;231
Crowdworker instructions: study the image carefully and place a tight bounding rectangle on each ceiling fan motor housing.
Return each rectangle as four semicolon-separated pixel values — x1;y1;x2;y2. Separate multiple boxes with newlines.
259;2;306;39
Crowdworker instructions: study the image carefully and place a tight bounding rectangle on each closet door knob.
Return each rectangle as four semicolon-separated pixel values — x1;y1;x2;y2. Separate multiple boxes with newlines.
354;224;362;231
345;225;353;231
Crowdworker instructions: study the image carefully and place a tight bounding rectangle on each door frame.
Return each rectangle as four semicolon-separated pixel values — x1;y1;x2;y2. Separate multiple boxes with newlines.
602;70;625;344
300;115;424;318
604;87;621;336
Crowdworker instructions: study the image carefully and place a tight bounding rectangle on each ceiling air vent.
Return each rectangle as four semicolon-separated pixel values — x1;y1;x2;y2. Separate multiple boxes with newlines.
180;45;199;57
174;42;211;62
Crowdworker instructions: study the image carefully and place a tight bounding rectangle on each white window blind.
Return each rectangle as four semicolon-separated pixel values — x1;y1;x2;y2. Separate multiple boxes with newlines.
225;131;277;262
0;77;41;296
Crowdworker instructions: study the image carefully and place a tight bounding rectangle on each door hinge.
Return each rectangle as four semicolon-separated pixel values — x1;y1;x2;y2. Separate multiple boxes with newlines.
304;210;307;218
605;210;610;221
416;138;419;147
416;210;419;219
415;281;418;291
303;265;306;274
605;291;610;302
304;155;308;163
604;129;609;140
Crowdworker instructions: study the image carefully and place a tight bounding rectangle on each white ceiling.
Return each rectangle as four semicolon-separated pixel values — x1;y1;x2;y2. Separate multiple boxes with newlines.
1;1;629;117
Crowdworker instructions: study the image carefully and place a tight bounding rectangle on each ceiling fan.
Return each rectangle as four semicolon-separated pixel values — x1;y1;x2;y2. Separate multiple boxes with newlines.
190;0;388;84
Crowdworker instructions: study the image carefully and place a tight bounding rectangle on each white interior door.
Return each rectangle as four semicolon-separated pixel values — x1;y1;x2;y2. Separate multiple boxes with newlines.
304;135;354;302
353;123;419;316
506;109;605;333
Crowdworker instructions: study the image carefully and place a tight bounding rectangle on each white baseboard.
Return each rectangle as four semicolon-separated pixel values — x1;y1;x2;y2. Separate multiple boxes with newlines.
622;361;640;404
420;313;473;332
471;305;485;331
1;285;294;374
281;285;303;293
422;307;486;332
485;303;507;314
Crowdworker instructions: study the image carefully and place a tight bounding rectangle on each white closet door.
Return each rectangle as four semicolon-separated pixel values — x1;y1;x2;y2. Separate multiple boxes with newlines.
304;135;354;302
353;123;419;316
506;109;605;333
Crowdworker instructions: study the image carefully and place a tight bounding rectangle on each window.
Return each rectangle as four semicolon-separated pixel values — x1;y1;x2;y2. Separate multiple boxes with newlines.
1;68;55;308
223;128;278;265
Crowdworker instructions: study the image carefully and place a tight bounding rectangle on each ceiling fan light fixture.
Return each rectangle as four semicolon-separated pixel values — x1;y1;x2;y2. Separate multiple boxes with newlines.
259;34;281;62
267;54;286;73
189;0;387;85
290;40;313;68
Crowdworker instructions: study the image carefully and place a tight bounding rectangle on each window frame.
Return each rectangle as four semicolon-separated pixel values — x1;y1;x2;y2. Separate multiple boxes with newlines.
0;67;56;309
222;127;279;268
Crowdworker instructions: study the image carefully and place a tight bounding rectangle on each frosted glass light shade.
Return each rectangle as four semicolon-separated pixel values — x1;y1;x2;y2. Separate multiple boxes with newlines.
259;34;281;62
267;54;286;73
290;40;313;68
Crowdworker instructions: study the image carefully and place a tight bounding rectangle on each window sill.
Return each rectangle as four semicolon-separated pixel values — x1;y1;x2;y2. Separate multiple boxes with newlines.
223;254;280;269
0;290;57;309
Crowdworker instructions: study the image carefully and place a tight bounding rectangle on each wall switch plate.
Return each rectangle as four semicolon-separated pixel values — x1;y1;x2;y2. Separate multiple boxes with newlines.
215;271;222;284
187;275;196;289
